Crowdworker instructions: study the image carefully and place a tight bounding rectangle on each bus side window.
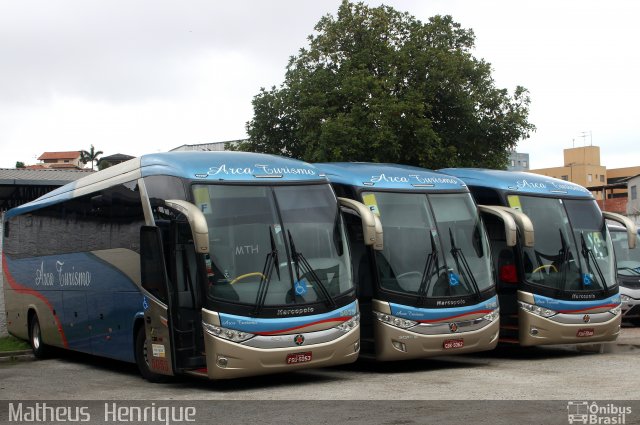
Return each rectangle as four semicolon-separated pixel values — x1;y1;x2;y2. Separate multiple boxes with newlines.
144;175;187;207
140;226;170;303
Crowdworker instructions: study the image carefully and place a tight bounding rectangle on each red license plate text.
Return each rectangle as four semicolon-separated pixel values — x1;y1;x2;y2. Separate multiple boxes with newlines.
577;328;595;337
286;352;312;365
443;339;464;349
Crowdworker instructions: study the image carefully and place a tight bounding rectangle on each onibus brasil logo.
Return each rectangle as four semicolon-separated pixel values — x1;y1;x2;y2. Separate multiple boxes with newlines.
567;401;631;424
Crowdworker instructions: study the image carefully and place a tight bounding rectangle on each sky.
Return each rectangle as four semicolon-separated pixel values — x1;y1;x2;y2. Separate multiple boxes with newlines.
1;0;639;170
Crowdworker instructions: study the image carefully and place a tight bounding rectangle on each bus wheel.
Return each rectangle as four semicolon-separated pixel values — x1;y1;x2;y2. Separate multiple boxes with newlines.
134;326;171;383
29;314;49;359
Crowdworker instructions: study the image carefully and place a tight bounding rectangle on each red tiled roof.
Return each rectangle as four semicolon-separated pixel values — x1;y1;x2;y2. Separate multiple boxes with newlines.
25;164;48;169
37;151;81;160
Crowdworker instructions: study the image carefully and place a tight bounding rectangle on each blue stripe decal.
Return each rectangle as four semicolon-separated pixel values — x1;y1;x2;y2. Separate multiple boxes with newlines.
218;301;358;334
389;296;498;322
4;252;143;362
533;294;621;312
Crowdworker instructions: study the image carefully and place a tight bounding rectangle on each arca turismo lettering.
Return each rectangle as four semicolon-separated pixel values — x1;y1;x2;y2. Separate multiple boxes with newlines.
206;163;315;177
516;179;547;190
516;179;590;193
370;174;459;185
35;261;91;287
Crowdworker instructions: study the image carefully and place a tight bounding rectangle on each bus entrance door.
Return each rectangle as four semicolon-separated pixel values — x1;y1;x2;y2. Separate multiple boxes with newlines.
140;220;206;376
166;219;206;371
140;225;177;377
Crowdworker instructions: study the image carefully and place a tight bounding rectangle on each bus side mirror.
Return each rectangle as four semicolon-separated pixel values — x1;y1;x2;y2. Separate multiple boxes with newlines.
373;214;383;251
493;206;535;248
164;199;209;254
337;197;382;250
603;212;637;249
477;205;518;247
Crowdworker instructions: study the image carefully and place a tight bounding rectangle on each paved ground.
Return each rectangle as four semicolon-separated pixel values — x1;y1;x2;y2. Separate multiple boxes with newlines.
2;332;640;424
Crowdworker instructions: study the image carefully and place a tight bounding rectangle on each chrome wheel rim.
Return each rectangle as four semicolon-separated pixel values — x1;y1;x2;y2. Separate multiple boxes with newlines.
32;321;41;351
142;336;150;368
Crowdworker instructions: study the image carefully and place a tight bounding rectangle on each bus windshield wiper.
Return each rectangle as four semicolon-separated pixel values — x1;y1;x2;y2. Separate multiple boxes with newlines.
417;230;440;305
449;228;481;297
580;231;607;290
287;230;336;309
253;227;280;316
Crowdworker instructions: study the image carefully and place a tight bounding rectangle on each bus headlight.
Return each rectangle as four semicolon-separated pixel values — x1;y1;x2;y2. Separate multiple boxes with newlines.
373;311;418;329
482;309;500;322
337;314;360;332
518;301;557;318
620;295;631;303
202;322;255;343
609;304;622;315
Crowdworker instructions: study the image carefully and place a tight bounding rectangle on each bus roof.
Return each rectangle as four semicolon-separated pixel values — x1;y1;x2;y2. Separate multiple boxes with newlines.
4;152;326;219
439;168;594;199
315;162;467;191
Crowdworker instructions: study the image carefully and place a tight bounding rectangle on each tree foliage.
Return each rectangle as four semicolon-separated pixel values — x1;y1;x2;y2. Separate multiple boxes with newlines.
15;161;25;168
80;145;103;171
241;1;535;169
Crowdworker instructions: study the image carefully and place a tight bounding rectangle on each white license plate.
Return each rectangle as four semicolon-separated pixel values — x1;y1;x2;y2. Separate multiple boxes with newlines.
286;352;312;364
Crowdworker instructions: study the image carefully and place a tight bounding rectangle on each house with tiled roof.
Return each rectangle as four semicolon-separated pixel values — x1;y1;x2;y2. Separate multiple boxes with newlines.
37;151;83;169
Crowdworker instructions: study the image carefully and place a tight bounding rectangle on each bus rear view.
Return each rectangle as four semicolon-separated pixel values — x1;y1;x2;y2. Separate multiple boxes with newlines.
316;163;502;360
442;168;636;346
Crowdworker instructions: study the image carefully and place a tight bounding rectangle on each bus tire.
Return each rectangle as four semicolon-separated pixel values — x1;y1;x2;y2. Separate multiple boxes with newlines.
29;314;49;359
134;326;171;383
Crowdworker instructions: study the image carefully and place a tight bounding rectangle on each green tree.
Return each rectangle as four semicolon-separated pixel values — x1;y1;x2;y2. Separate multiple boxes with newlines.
98;159;111;171
80;145;104;170
15;161;25;168
241;1;535;169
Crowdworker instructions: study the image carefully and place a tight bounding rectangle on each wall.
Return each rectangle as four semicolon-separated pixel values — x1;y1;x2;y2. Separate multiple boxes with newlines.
627;175;640;225
596;197;627;214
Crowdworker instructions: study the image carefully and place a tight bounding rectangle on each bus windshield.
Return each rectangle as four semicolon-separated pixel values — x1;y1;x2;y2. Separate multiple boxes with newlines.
610;230;640;277
193;184;352;308
365;191;493;300
517;196;615;291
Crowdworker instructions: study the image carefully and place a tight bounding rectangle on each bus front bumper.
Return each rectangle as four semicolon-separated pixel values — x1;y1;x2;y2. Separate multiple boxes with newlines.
518;309;621;346
200;325;360;380
373;318;500;361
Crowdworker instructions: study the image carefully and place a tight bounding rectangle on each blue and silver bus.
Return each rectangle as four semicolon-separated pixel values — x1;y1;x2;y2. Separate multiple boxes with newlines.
441;168;636;346
315;163;507;360
2;152;377;380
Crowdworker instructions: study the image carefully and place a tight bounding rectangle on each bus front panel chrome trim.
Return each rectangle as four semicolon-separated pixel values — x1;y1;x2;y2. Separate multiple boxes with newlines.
373;318;499;361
